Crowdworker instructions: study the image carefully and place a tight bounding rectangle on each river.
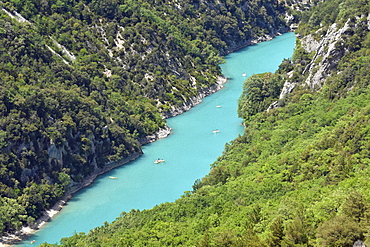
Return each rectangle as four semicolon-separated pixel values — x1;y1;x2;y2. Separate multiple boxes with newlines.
17;32;296;246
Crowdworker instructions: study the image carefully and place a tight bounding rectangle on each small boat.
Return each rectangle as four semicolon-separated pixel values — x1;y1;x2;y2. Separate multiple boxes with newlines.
216;105;221;108
212;129;220;133
30;240;36;244
242;72;247;76
109;176;117;179
154;159;165;164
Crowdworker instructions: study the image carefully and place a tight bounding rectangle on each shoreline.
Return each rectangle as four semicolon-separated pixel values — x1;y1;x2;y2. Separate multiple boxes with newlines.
219;29;291;56
0;30;290;246
162;75;228;119
0;151;143;247
0;76;228;247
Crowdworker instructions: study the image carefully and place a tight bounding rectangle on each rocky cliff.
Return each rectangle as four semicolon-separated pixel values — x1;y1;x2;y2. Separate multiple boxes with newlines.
277;12;370;101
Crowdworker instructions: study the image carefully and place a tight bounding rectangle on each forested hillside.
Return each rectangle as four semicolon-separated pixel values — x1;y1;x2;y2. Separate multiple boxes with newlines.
36;0;370;246
0;0;291;238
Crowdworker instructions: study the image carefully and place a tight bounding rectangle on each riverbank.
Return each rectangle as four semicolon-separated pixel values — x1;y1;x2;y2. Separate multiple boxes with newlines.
0;31;288;246
0;151;143;247
162;75;227;118
1;31;297;247
220;29;290;55
0;76;228;247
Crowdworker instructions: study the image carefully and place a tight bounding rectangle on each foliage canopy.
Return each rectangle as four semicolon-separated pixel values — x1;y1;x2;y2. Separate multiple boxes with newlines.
0;0;289;235
35;0;370;245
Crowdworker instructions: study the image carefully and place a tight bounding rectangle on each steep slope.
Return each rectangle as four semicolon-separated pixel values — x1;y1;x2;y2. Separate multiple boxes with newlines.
0;0;291;239
36;0;370;246
279;0;369;98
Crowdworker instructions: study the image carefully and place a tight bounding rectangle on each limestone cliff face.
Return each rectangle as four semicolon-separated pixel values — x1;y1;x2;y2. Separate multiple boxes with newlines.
278;13;370;100
302;18;360;88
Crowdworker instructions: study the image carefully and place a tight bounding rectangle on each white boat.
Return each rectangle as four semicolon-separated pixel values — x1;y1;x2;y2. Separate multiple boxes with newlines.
216;105;221;108
154;159;165;164
109;176;117;179
242;72;247;76
212;129;220;133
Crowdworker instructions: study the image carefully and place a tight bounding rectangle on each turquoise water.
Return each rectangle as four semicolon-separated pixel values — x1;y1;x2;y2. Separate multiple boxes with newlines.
18;32;296;246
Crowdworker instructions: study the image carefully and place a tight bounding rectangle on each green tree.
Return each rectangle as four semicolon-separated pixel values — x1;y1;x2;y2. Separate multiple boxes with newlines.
316;215;363;247
267;216;285;247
